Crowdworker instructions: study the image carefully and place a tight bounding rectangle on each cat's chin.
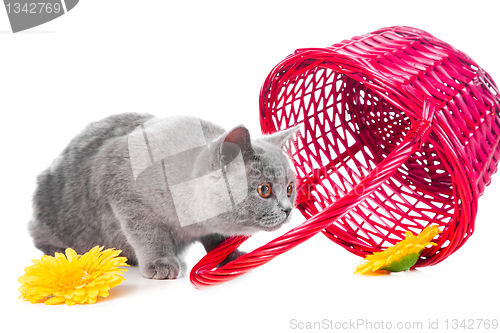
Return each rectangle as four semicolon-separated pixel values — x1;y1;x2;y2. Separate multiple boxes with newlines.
261;224;284;232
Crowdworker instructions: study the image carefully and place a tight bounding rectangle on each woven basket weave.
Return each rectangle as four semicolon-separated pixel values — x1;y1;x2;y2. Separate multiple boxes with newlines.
191;26;500;288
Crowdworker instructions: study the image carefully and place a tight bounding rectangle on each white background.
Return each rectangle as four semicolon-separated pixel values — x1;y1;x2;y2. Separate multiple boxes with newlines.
1;1;499;332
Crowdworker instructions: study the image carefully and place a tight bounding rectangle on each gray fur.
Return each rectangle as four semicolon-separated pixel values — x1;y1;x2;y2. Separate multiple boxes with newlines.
29;113;298;279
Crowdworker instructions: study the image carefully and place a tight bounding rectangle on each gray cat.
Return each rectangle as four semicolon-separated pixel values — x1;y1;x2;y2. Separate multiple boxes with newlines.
29;113;298;279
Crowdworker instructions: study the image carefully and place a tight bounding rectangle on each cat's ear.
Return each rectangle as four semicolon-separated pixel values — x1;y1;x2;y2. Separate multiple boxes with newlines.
262;126;300;148
212;125;253;166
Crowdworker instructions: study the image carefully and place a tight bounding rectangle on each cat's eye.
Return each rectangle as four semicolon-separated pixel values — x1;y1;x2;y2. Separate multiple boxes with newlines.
287;183;293;197
258;183;272;198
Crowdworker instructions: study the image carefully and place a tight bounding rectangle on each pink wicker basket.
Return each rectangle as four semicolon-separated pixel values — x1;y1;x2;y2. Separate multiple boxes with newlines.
191;26;500;288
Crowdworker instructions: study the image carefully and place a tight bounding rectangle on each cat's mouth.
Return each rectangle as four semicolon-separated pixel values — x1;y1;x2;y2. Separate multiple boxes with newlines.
258;214;288;232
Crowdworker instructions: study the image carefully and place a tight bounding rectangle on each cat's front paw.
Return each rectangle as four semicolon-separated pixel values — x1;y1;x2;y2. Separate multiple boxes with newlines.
140;257;181;280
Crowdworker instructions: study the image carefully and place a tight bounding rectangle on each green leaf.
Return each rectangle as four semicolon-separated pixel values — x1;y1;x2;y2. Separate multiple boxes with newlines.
379;252;420;272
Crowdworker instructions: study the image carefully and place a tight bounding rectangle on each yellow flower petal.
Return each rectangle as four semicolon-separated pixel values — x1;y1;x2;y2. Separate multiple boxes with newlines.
65;299;77;306
45;296;66;305
65;248;79;262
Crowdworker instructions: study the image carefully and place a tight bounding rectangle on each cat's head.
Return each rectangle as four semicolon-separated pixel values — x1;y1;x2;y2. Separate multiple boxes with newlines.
197;124;299;236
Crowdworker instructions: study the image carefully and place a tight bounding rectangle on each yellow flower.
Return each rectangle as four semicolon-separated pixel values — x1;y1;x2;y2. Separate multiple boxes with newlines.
354;225;441;275
19;246;129;305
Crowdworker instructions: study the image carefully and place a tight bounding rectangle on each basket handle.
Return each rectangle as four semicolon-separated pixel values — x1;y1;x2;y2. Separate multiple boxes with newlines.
190;100;436;288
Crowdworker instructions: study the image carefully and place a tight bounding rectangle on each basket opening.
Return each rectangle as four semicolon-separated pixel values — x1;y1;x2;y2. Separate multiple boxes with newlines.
269;65;455;251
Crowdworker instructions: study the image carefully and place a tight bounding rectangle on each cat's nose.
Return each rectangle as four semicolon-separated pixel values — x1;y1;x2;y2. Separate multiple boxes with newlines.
282;207;292;217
